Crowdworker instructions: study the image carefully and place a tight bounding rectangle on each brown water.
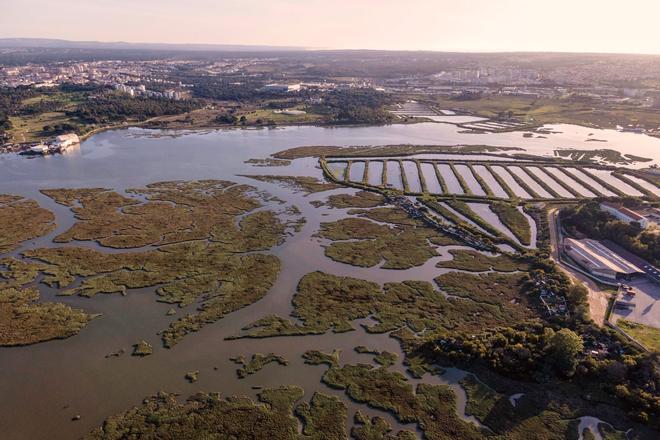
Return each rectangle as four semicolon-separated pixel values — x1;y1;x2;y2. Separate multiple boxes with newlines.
0;126;646;439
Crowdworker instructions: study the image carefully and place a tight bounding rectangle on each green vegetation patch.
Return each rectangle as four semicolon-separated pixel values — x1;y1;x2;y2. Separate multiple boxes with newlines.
294;392;348;440
459;374;505;423
132;340;153;357
26;242;282;348
0;258;96;346
0;194;55;253
319;205;462;269
244;158;292;167
235;272;538;340
231;353;289;378
434;271;535;323
489;202;532;246
617;320;660;352
354;346;399;367
303;350;484;440
185;371;199;383
320;217;440;269
324;191;385;209
436;249;529;272
598;423;629;440
85;386;329;440
17;180;290;348
352;411;416;440
42;180;287;249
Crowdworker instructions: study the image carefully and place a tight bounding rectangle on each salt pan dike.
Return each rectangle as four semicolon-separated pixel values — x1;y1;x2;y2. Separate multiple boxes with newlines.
325;158;658;201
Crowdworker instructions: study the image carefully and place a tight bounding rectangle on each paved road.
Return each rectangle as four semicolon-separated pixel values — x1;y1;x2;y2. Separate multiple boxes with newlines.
601;240;660;284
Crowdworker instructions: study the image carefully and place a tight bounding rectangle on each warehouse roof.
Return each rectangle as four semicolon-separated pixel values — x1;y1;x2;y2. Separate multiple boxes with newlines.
563;238;643;275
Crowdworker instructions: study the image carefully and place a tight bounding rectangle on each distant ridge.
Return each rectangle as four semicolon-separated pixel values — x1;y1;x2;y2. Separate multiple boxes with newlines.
0;38;305;52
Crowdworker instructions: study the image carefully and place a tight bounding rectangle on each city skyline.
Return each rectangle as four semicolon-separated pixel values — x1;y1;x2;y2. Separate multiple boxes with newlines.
2;0;660;55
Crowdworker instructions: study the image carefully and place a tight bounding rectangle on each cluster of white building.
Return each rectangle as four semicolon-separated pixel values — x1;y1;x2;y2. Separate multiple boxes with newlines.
113;84;186;100
27;133;80;155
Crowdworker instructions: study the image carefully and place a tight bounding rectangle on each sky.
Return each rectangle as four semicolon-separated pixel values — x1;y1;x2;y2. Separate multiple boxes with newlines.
2;0;660;54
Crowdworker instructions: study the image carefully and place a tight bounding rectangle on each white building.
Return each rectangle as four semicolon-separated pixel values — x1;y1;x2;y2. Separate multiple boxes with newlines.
263;83;301;93
600;202;649;228
53;133;80;150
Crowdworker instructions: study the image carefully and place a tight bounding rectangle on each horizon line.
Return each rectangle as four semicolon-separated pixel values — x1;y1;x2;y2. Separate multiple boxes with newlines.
2;37;660;57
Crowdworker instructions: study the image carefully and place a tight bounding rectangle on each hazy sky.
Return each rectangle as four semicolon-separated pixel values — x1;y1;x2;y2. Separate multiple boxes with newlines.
2;0;660;53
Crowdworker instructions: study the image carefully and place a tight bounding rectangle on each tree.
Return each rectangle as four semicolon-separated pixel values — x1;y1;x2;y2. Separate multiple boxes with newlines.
547;328;583;377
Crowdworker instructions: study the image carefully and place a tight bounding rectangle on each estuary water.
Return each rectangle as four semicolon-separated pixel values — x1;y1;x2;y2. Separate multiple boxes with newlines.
0;122;651;439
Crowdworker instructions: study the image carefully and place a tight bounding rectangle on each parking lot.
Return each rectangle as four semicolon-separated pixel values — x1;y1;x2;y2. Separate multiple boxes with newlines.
611;278;660;328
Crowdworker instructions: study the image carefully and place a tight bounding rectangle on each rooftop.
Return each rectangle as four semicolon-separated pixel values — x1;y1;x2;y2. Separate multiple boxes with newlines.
563;237;644;275
601;201;646;221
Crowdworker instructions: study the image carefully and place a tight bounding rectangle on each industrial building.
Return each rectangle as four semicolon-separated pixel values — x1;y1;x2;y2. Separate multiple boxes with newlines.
562;237;644;281
263;83;301;93
600;202;649;229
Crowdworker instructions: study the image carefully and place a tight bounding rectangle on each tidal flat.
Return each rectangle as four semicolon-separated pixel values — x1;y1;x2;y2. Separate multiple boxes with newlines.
0;126;657;440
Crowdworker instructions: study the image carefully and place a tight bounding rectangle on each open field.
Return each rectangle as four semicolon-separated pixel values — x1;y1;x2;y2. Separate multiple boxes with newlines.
431;95;660;130
617;320;660;352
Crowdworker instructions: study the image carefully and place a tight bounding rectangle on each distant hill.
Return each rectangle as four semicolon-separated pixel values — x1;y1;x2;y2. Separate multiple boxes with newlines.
0;38;305;52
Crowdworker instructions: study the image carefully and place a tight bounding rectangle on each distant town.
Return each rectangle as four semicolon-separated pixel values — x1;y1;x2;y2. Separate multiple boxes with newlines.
2;50;660;152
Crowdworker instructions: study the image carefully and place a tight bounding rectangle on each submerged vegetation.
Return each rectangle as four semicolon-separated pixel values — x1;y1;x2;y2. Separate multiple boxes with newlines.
231;353;289;378
242;175;343;194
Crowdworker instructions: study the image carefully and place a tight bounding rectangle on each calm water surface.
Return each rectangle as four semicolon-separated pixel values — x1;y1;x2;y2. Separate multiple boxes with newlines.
0;123;650;439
